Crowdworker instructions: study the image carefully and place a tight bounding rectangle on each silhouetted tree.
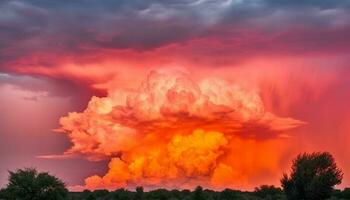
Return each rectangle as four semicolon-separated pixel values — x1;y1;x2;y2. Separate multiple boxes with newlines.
147;189;171;200
192;186;205;200
92;189;109;199
113;188;133;200
342;188;350;199
334;188;350;199
169;189;182;199
134;186;144;200
81;189;93;200
281;152;343;200
254;185;284;199
3;168;68;200
0;188;7;200
219;189;239;200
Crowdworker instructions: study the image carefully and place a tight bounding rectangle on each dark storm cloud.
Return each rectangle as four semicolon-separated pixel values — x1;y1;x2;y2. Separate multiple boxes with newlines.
1;0;350;73
0;0;202;72
263;0;350;9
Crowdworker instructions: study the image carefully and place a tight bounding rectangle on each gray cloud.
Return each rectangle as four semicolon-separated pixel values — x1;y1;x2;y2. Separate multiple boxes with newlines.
0;0;350;73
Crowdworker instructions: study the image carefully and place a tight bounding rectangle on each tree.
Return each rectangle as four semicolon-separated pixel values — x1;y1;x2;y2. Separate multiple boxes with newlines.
254;185;284;200
333;188;350;199
0;188;8;200
135;186;144;200
3;168;68;200
92;189;109;199
113;188;133;200
219;189;239;200
341;188;350;199
192;186;205;200
281;152;343;200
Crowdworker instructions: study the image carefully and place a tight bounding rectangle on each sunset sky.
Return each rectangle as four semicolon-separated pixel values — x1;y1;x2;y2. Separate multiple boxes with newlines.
0;0;350;191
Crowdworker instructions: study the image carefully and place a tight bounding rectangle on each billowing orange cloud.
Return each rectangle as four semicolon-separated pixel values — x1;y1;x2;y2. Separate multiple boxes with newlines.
58;69;303;190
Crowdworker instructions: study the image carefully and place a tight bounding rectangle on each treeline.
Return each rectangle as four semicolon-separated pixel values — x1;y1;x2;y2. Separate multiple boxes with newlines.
1;184;350;200
68;186;350;200
0;152;349;200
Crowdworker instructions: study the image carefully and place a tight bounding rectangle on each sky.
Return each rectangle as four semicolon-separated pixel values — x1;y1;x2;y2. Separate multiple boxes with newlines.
0;0;350;191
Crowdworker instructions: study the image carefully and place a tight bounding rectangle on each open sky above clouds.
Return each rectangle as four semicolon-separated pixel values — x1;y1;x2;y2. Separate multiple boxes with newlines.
0;0;350;190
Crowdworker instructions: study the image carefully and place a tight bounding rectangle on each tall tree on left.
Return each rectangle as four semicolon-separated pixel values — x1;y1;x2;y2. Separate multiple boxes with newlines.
2;168;68;200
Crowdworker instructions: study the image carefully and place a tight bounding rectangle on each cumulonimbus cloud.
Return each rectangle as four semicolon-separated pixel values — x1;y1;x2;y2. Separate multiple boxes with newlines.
58;69;304;190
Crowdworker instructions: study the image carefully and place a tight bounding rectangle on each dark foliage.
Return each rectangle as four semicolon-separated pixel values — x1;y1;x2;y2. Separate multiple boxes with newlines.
254;185;284;199
281;152;343;200
332;188;350;199
0;188;7;199
64;187;350;200
1;168;68;200
135;186;144;200
217;188;239;200
342;188;350;198
67;187;258;200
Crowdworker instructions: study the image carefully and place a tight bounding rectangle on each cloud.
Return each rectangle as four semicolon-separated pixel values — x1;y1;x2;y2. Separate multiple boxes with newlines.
36;154;76;160
0;72;95;100
84;129;228;190
58;69;303;190
1;0;350;80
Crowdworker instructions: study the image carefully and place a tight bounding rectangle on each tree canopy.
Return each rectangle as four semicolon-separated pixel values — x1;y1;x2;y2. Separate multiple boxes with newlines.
2;168;68;200
281;152;343;200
